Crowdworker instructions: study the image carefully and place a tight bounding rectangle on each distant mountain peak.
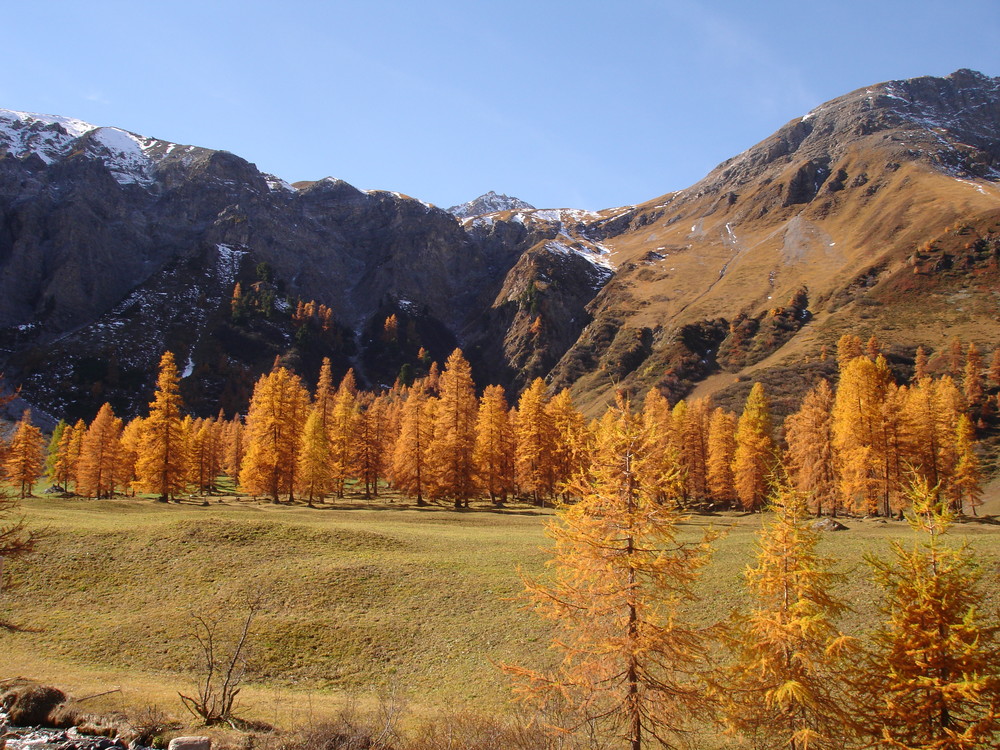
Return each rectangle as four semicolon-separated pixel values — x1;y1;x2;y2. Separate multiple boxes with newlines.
447;191;535;218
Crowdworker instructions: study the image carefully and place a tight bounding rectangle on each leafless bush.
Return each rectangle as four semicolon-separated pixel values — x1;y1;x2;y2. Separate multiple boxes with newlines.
178;597;260;727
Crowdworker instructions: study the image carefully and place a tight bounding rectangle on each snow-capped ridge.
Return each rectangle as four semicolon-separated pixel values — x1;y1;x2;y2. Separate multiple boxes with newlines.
448;191;535;218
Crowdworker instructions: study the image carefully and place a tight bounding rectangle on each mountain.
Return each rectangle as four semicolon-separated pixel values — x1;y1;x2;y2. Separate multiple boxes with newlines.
447;191;535;218
0;69;998;422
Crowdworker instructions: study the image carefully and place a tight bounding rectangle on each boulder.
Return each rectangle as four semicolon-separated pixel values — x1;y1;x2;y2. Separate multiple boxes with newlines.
811;517;848;532
167;738;210;750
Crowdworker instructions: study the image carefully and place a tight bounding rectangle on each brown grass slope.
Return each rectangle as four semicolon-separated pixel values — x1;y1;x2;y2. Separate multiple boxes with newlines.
530;69;1000;414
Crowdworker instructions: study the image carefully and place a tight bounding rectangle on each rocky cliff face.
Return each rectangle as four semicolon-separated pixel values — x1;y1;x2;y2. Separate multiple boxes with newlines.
1;69;998;421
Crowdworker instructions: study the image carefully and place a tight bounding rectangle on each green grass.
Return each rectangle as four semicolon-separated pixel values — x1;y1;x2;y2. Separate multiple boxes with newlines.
4;491;1000;733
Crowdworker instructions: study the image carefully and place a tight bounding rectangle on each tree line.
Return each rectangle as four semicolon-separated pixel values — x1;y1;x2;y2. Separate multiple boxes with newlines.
0;334;992;514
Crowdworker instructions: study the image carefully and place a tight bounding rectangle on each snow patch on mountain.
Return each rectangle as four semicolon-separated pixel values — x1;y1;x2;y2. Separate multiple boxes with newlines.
0;108;165;186
543;239;615;281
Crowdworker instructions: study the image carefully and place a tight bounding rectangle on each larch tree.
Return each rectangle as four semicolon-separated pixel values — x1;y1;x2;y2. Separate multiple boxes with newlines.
680;398;711;502
426;349;479;507
3;411;44;498
546;388;589;497
66;418;86;493
948;337;965;378
914;345;931;382
77;403;124;499
119;417;143;497
851;477;1000;749
641;389;682;503
504;395;717;750
989;348;1000;388
48;421;77;491
390;386;433;506
222;417;245;483
514;378;556;505
718;487;853;750
706;407;737;507
963;343;984;413
732;383;777;512
473;384;514;504
135;351;188;502
239;366;310;502
836;334;863;371
832;356;894;515
43;421;67;488
328;369;359;498
784;380;838;517
354;392;389;498
952;414;983;516
296;405;334;505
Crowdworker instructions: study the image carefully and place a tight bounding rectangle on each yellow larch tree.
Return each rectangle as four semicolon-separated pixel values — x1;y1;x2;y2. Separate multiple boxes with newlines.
851;478;1000;749
473;384;514;504
328;369;359;498
65;418;86;493
135;351;188;502
222;417;245;483
48;420;77;491
718;487;853;750
118;417;142;497
832;356;894;515
681;398;712;502
239;366;309;502
546;388;589;497
504;394;717;750
785;380;838;516
296;405;334;505
952;414;983;516
707;407;738;507
514;377;556;505
3;411;44;498
732;383;777;512
836;334;863;371
426;349;479;507
354;392;388;498
641;388;683;503
914;345;930;382
989;348;1000;388
390;385;434;505
77;403;124;499
963;342;984;413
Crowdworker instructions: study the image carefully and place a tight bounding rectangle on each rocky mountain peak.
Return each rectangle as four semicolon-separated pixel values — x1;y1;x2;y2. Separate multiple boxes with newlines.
447;191;535;218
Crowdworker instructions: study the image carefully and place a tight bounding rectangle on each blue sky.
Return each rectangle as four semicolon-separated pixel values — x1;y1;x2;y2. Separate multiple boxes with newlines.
3;1;997;210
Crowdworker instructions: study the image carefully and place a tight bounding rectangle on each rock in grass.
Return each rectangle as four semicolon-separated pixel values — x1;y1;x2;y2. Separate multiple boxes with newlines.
167;737;211;750
811;517;848;532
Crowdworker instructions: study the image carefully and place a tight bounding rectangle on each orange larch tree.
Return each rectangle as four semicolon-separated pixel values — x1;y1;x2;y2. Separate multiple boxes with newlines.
135;352;188;502
390;385;434;506
3;411;44;498
504;394;717;750
426;349;479;507
77;403;124;499
784;380;838;517
514;377;556;505
473;384;514;504
732;383;777;512
706;406;738;507
239;366;309;502
328;369;359;498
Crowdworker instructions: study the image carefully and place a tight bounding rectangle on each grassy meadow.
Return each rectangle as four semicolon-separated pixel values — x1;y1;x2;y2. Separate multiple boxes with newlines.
3;483;1000;736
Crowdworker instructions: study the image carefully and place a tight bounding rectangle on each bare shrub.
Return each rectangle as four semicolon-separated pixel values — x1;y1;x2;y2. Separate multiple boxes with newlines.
179;597;260;727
